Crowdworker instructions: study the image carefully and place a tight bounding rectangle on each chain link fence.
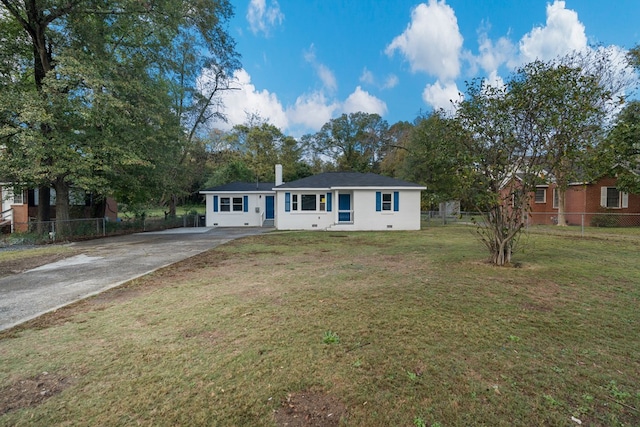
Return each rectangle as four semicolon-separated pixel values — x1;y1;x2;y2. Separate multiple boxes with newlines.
422;210;640;240
1;214;205;246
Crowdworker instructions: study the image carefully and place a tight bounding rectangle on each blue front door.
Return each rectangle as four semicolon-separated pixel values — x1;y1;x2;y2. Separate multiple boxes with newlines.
265;196;275;219
338;193;351;222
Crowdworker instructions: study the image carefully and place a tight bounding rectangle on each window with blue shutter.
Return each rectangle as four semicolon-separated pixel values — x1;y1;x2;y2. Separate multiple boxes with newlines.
376;191;382;212
285;192;291;212
393;191;399;212
243;195;248;212
213;195;218;212
326;192;332;212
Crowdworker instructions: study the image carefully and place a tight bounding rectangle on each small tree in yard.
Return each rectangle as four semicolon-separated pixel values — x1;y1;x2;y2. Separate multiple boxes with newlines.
456;77;547;265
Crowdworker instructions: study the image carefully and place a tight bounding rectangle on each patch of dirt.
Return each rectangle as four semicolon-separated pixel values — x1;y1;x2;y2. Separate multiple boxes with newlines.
274;391;348;427
0;372;73;415
0;251;79;279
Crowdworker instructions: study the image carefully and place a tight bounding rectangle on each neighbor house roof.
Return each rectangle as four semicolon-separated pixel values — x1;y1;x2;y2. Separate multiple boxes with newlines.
275;172;425;190
200;182;275;193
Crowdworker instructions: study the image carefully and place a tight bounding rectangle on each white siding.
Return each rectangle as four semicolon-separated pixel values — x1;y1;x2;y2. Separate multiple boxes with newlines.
203;193;270;227
275;188;422;231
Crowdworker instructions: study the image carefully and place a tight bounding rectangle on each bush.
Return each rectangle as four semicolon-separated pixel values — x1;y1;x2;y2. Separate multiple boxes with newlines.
591;213;619;227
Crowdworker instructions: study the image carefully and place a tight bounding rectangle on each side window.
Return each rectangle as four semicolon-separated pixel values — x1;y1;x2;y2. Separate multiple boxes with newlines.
535;188;546;203
382;193;392;211
220;197;231;212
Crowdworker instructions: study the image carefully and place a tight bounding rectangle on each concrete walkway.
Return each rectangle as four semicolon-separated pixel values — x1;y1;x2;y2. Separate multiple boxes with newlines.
0;227;270;331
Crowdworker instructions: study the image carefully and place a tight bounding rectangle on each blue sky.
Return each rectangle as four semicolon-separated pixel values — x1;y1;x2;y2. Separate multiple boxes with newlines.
210;0;640;136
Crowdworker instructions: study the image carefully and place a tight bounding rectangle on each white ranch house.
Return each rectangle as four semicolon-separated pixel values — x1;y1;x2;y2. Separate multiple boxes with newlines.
200;166;425;231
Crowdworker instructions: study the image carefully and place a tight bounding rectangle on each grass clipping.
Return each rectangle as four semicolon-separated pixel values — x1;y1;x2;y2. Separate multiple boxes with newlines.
1;227;639;426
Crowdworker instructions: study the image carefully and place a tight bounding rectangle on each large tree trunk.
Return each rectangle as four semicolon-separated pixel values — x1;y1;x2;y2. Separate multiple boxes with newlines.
36;185;51;234
91;195;107;218
53;178;71;238
556;188;567;226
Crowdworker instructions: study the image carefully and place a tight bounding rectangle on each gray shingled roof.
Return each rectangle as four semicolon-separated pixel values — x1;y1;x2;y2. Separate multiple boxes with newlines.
200;182;275;193
276;172;424;189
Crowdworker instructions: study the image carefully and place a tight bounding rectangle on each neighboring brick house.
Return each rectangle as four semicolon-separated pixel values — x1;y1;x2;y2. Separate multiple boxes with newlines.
1;184;117;233
530;176;640;226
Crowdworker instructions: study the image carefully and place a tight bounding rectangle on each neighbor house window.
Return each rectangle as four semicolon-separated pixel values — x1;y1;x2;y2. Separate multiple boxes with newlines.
382;193;392;211
292;194;298;211
535;188;546;203
301;194;316;211
553;188;559;209
232;197;243;211
220;197;231;212
601;187;628;209
11;189;23;204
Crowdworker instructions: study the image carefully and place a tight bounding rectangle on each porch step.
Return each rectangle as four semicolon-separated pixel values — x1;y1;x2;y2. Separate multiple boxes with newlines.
262;219;274;227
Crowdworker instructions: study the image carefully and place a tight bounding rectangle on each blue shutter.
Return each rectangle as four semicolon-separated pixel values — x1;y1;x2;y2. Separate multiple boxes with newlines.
285;192;291;212
376;191;382;212
393;191;399;212
243;195;248;212
326;192;332;212
213;195;218;212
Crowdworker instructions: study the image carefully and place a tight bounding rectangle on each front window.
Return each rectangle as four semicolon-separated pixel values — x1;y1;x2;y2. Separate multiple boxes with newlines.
301;194;316;211
319;195;326;211
382;193;392;211
535;188;546;203
232;197;243;211
220;197;231;212
292;194;298;211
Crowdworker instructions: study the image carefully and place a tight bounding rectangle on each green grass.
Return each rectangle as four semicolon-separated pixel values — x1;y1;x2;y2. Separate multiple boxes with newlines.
1;226;639;426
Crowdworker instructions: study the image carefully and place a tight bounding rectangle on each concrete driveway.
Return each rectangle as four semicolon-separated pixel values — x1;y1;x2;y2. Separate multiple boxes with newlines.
0;227;270;331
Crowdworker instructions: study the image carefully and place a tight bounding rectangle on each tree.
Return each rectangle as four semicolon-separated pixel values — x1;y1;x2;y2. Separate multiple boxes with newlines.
160;13;241;216
0;0;238;232
510;59;610;226
455;75;553;266
599;101;640;193
223;119;309;184
307;112;389;172
401;111;471;208
379;120;413;177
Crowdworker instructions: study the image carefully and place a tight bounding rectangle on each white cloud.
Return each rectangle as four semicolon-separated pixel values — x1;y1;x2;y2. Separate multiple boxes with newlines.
360;68;399;90
475;28;515;75
484;70;505;91
360;68;375;85
342;86;388;116
317;64;338;93
286;91;340;131
211;68;288;131
385;0;464;81
516;0;587;65
247;0;284;36
206;69;388;136
382;74;399;89
304;44;338;93
422;80;461;114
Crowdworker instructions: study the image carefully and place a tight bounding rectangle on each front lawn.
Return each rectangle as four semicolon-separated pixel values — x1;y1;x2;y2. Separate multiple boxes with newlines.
1;227;638;426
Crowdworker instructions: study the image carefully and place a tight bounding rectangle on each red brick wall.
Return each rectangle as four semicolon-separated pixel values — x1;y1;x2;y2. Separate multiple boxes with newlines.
11;204;29;232
529;177;640;226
